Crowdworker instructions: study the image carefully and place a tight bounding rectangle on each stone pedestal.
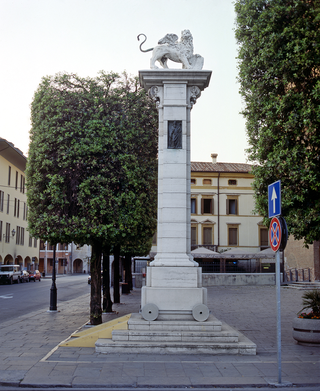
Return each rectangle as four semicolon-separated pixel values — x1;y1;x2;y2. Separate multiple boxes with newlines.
139;70;211;320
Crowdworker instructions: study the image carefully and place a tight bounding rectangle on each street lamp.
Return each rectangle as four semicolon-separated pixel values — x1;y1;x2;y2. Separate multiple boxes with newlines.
49;244;57;311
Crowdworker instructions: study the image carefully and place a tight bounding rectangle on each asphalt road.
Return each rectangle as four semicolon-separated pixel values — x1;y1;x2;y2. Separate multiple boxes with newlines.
0;274;90;324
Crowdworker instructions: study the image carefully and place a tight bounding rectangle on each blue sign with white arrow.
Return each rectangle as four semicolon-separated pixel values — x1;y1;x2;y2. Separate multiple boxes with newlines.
268;180;281;218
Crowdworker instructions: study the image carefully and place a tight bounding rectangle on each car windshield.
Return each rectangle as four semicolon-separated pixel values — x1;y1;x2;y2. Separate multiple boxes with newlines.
0;266;13;271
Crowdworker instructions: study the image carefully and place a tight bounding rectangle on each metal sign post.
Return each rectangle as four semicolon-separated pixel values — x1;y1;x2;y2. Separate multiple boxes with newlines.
275;249;282;384
268;181;288;386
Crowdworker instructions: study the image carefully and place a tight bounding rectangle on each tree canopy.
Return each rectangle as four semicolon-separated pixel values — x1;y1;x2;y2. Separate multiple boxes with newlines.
27;71;158;322
235;0;320;244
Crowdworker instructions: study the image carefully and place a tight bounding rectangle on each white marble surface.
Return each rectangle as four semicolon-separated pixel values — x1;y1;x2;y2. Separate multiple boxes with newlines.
139;69;211;315
146;266;201;288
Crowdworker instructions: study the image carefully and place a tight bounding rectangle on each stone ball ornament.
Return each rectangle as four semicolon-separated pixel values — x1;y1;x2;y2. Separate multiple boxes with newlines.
138;30;204;70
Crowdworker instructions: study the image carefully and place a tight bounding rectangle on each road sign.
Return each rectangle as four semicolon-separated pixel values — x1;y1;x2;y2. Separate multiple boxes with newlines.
268;180;281;218
269;217;282;252
269;216;288;252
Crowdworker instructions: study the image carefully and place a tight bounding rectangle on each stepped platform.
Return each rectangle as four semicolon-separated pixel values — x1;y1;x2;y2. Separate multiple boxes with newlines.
285;281;320;290
95;313;256;355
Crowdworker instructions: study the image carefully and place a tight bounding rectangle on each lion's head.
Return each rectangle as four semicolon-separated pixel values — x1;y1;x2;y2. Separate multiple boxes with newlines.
180;29;194;58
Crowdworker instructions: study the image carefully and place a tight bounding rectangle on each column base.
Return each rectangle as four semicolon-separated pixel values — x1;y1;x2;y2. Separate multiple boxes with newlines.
141;286;207;320
151;254;198;267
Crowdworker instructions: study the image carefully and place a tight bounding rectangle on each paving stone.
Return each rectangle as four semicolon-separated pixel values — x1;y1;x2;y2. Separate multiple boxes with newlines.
1;285;320;389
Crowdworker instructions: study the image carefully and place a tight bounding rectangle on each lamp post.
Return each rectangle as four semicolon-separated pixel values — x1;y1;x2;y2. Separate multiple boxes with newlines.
49;244;57;311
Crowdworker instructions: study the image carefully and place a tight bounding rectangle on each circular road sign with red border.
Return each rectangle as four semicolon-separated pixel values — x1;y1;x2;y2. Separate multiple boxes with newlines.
269;217;282;252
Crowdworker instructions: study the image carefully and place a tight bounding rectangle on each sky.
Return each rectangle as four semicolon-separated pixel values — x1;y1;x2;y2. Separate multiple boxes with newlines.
0;0;249;164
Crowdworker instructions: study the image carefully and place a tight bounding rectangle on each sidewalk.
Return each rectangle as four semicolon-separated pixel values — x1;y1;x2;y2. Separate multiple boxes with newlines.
0;285;319;389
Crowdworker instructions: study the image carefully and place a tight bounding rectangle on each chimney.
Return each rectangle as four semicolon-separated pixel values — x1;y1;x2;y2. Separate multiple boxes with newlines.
211;153;218;163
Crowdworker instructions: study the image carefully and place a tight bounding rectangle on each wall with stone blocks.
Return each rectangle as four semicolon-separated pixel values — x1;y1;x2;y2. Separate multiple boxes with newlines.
202;273;276;286
284;236;315;270
284;268;314;282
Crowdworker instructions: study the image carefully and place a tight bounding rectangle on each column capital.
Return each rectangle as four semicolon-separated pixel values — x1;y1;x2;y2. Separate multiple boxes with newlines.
139;69;212;92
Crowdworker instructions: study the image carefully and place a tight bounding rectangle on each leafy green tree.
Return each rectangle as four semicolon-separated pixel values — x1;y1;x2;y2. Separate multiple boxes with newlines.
27;71;158;323
235;0;320;244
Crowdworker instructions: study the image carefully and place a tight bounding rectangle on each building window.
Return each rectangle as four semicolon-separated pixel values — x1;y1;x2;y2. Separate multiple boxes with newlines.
40;240;46;250
191;226;197;245
228;179;237;186
202;198;213;214
191;198;197;214
8;166;11;186
7;194;10;214
5;223;10;243
260;228;269;250
203;179;212;185
191;179;196;184
34;238;38;248
226;198;238;215
58;243;68;250
0;191;4;212
20;175;25;193
23;202;26;220
0;220;2;241
203;226;213;245
21;228;24;246
17;200;20;218
29;235;33;247
228;226;238;246
15;171;18;190
16;226;21;244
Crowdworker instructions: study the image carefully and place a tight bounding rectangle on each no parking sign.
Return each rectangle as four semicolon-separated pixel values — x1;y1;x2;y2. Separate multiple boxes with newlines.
269;216;288;252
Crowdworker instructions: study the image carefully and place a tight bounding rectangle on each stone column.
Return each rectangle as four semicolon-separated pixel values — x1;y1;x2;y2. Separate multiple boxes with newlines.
139;70;211;320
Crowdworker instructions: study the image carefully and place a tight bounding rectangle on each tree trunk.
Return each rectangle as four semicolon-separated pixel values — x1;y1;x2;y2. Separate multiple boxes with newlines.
90;242;102;325
113;245;120;304
124;254;133;291
102;246;113;312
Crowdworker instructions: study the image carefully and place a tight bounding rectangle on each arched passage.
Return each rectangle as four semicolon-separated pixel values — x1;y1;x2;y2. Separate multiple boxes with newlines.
73;259;83;273
4;254;14;264
15;255;23;267
25;256;31;270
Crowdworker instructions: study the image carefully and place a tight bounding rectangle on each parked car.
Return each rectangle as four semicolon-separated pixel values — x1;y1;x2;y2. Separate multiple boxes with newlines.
29;270;41;282
0;264;21;284
20;270;30;283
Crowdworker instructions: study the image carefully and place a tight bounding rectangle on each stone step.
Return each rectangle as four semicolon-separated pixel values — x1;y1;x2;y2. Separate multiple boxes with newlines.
95;317;256;356
285;282;320;290
112;329;239;343
96;331;256;355
127;313;222;332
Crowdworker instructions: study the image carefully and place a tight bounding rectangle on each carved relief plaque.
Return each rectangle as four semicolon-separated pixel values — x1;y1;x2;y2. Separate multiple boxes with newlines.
168;121;182;149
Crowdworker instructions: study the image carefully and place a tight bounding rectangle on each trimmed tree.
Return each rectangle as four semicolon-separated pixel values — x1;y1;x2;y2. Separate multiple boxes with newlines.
235;0;320;244
27;71;158;323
